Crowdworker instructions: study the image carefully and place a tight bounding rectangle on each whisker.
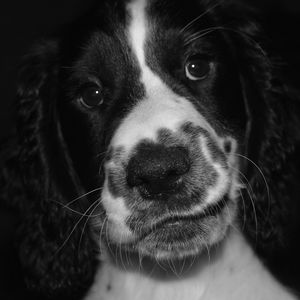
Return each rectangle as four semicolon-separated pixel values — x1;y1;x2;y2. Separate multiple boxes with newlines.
138;250;145;274
179;0;224;34
235;153;271;218
62;187;103;209
124;243;131;268
96;150;108;158
179;255;187;276
224;201;240;233
229;165;255;196
54;200;100;256
229;164;259;239
167;258;179;277
105;217;115;261
148;260;158;277
98;216;108;253
155;255;167;273
184;26;270;65
78;199;102;254
238;189;247;230
227;165;258;218
185;244;197;273
51;199;103;217
204;240;211;263
98;155;108;175
118;234;127;272
184;26;225;42
112;237;119;270
239;188;258;243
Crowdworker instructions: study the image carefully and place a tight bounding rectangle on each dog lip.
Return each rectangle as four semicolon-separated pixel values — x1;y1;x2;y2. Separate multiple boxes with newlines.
137;196;230;238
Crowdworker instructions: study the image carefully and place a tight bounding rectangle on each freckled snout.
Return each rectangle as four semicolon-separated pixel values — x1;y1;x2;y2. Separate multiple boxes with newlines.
101;123;240;257
126;144;190;199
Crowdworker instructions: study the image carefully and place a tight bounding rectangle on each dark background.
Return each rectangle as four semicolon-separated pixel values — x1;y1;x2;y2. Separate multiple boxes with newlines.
0;0;300;299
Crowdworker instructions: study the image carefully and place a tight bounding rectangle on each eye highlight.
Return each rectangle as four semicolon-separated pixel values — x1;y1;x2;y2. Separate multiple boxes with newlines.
78;84;104;108
185;55;212;81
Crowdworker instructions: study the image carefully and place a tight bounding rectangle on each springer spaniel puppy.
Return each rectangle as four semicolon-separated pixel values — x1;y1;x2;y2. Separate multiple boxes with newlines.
1;0;300;299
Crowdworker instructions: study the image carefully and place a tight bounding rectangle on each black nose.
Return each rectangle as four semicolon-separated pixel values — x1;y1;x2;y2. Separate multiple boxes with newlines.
126;144;190;199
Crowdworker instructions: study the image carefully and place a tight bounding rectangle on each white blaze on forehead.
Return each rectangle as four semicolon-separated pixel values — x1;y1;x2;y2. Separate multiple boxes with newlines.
127;0;162;90
110;0;219;153
127;0;147;68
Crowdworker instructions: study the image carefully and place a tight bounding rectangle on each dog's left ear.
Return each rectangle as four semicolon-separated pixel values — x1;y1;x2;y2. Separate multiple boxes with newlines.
215;1;270;162
219;1;300;285
16;40;98;299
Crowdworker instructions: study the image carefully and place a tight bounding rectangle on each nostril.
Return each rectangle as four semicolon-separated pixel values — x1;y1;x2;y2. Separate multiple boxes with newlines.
126;143;190;198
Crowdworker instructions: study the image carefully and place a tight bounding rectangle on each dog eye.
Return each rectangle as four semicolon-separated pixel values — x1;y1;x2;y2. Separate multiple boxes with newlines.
185;56;212;81
79;84;104;108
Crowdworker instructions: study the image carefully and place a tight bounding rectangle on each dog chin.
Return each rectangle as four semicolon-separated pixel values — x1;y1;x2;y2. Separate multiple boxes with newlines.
139;230;229;261
136;239;212;261
124;209;234;261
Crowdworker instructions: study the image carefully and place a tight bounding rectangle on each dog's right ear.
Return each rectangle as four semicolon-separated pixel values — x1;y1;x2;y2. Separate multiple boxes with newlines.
15;40;98;299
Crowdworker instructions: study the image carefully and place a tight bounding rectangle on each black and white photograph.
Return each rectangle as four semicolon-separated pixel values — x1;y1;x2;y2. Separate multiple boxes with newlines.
1;0;300;299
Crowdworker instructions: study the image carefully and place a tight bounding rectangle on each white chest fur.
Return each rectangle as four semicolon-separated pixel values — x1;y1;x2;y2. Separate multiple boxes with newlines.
85;230;296;300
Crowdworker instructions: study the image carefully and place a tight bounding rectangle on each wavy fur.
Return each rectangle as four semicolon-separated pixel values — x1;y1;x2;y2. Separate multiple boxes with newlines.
1;0;299;298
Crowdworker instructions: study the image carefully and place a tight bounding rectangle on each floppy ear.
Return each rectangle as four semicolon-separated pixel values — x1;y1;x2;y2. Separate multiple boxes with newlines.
220;2;300;287
16;40;98;299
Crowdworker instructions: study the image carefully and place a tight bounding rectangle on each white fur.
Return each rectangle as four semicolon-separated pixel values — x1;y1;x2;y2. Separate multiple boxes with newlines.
85;229;297;300
101;181;133;243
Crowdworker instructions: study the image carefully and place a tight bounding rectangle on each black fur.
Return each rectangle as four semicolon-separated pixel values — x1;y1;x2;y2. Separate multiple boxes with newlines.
1;0;300;298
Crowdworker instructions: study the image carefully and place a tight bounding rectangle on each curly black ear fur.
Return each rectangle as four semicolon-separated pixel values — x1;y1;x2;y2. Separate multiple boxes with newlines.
14;40;98;299
218;1;300;290
1;1;300;298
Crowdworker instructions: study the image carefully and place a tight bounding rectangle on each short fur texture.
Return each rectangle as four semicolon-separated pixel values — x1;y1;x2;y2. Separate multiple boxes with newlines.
1;0;300;299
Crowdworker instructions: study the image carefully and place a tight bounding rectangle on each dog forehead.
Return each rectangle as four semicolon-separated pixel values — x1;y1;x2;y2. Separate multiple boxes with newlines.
74;0;206;95
124;0;208;95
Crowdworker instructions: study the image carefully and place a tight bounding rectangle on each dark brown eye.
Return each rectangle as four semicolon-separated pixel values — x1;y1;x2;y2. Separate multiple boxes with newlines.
185;56;212;81
79;84;104;108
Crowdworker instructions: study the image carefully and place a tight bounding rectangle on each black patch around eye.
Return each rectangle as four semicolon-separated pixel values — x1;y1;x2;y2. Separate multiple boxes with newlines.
79;84;104;108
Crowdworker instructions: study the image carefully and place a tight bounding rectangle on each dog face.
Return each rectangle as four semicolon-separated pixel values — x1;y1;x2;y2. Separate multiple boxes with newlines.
60;0;248;260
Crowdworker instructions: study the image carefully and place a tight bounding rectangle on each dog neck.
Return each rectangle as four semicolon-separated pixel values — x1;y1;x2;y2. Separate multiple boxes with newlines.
85;229;296;300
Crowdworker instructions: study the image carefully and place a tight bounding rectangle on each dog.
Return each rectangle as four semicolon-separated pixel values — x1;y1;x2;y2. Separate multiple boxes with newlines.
1;0;300;299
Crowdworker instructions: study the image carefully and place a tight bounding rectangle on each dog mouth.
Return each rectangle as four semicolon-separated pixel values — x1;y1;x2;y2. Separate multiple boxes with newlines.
103;195;234;260
135;196;230;242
